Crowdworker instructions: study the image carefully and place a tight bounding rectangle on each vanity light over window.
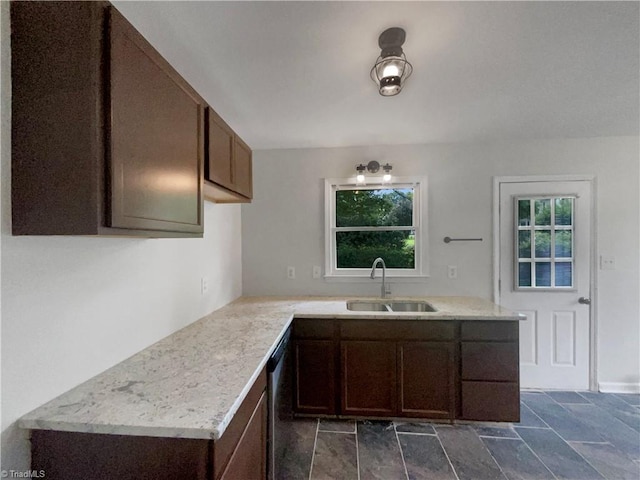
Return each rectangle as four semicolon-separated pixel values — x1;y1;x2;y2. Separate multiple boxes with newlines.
355;161;392;185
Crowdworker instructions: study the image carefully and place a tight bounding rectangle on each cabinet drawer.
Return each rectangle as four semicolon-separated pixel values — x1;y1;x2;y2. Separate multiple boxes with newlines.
461;321;518;341
341;320;455;341
461;342;519;381
461;381;520;422
293;319;335;339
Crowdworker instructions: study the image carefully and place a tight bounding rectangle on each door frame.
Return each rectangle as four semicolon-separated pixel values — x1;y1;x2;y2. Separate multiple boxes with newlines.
492;174;598;390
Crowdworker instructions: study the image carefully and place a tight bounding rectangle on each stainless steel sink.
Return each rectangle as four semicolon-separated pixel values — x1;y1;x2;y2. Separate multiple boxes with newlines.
346;301;391;312
387;301;436;312
346;300;437;313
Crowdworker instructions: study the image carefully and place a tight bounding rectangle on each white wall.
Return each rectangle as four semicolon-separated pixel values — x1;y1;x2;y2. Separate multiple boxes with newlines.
0;3;243;470
242;137;640;389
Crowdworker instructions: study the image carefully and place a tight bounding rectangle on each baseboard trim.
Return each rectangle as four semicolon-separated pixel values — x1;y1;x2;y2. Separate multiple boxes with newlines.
598;382;640;394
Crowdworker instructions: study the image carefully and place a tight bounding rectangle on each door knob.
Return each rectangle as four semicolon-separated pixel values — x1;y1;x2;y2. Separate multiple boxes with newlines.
578;297;591;305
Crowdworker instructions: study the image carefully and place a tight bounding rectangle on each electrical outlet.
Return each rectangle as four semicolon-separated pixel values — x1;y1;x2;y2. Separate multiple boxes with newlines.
600;256;615;270
448;265;458;279
201;277;209;295
287;266;296;279
313;266;322;279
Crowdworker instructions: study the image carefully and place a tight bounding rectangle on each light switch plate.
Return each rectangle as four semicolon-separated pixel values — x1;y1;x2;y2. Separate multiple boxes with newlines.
312;266;322;279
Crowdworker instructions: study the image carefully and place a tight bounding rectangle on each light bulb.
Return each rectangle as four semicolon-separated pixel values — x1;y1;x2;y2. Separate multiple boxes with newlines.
382;64;400;78
356;174;365;184
383;173;391;182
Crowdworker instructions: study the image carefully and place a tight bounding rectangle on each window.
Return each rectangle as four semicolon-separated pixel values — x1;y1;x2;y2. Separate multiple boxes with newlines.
515;196;574;289
325;177;427;278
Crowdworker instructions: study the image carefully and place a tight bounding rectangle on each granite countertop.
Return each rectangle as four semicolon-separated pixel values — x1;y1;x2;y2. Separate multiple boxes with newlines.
19;296;521;441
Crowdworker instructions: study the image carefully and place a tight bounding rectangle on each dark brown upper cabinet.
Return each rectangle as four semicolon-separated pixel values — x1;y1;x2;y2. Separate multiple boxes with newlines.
204;108;253;203
11;2;204;237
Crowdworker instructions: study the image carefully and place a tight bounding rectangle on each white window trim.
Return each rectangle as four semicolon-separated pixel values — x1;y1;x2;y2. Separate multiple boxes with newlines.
324;176;429;280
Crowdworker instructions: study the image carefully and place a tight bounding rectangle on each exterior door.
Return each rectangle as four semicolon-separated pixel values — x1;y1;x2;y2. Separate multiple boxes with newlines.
497;178;593;390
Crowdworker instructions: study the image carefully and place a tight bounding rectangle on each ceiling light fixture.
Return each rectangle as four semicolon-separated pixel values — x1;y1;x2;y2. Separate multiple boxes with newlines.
370;27;413;97
355;161;393;185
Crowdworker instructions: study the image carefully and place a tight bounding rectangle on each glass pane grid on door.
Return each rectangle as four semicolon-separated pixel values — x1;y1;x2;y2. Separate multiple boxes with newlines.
516;197;574;289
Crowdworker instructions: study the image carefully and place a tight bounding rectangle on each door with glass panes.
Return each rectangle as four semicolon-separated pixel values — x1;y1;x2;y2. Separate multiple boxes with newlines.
498;179;592;389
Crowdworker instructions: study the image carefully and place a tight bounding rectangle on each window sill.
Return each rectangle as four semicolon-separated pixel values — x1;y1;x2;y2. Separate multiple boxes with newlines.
324;275;430;284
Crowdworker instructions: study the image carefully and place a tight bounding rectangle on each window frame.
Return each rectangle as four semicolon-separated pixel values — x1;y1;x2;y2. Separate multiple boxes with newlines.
324;176;429;280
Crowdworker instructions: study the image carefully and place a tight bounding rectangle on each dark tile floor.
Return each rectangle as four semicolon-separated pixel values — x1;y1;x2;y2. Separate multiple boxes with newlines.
278;391;640;480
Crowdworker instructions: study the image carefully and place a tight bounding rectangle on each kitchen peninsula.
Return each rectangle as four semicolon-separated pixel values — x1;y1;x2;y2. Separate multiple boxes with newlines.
20;296;522;479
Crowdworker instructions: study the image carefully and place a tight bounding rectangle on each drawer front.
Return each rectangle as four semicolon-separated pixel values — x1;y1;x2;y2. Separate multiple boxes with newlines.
340;320;455;341
461;342;519;381
293;319;335;339
461;321;519;341
461;381;520;422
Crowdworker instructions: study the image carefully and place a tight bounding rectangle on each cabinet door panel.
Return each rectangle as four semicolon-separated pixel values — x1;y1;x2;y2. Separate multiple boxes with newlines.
399;342;455;419
233;137;253;199
109;8;203;233
220;392;267;480
341;341;396;416
206;109;234;189
294;340;336;414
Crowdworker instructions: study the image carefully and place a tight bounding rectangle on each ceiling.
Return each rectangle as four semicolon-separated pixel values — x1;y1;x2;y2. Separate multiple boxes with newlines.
114;1;639;150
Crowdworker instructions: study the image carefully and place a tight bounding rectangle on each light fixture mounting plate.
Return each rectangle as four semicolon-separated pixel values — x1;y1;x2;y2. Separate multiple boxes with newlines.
378;27;406;57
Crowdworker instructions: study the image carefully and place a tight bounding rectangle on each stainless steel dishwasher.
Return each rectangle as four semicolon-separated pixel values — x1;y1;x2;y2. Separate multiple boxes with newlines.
267;327;292;480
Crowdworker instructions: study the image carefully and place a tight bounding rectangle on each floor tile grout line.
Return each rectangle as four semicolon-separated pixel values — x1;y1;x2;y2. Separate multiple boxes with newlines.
354;421;361;480
472;428;509;480
532;418;609;480
435;429;461;480
568;440;611;445
394;431;438;437
542;400;607;445
512;425;552;429
566;396;640;437
614;392;640;407
563;438;611;479
393;422;410;480
317;429;357;434
517;421;606;478
520;401;553;429
513;432;561;480
307;418;320;480
576;390;596;404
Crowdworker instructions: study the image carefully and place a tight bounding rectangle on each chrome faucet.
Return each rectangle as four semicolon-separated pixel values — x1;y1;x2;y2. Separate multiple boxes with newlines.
370;257;387;299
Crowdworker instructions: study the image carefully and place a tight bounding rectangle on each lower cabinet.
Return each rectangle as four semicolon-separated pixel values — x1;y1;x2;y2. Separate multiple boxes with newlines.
459;322;520;422
30;369;268;480
293;339;336;414
398;342;455;420
341;341;396;416
292;319;337;415
292;318;519;423
219;392;267;480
